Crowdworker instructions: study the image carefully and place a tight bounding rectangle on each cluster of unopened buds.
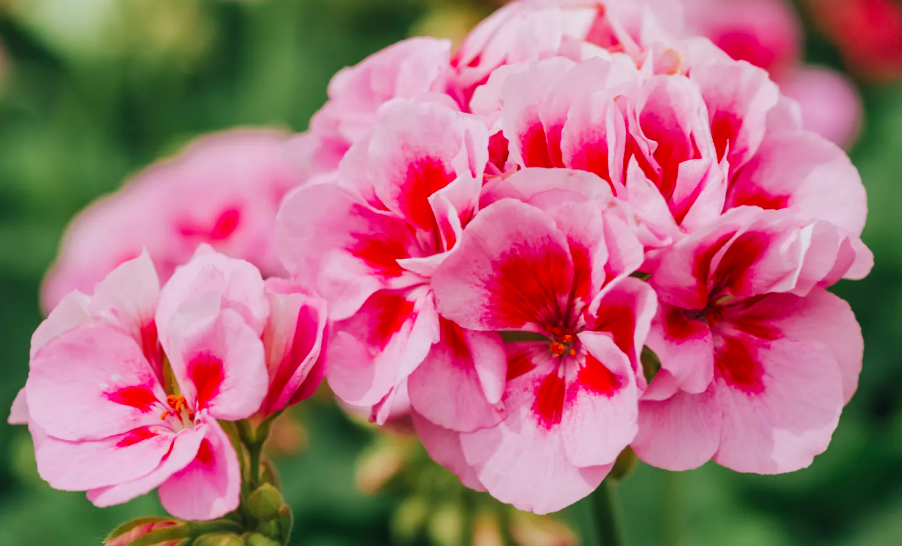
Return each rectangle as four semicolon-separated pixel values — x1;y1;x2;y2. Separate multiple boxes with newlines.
9;0;871;544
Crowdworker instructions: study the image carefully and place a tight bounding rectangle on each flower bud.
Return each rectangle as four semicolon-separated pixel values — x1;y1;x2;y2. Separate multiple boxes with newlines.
391;496;429;544
193;534;245;546
356;437;412;494
247;483;284;521
243;533;280;546
471;511;504;546
609;447;638;482
105;518;185;546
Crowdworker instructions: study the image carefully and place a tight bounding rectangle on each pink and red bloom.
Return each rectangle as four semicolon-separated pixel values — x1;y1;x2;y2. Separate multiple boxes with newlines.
42;130;309;314
14;248;325;519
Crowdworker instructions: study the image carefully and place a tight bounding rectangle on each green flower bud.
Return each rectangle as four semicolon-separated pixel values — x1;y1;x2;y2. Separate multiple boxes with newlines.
609;446;638;482
193;534;245;546
247;483;284;522
243;533;280;546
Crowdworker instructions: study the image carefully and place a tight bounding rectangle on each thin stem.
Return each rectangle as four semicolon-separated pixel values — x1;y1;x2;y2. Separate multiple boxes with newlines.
661;472;682;546
591;480;626;546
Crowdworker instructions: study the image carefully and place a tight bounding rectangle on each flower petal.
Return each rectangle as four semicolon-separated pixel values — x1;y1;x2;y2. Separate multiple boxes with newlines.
27;323;166;441
408;320;506;433
158;419;241;521
562;332;639;467
432;199;574;332
711;332;843;474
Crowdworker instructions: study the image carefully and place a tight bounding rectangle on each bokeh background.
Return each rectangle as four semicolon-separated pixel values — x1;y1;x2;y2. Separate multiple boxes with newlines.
1;0;901;545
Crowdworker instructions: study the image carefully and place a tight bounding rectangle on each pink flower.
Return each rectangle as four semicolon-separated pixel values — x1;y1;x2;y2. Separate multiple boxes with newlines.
451;0;683;105
42;129;308;313
631;207;864;472
18;247;325;519
305;37;453;168
679;0;862;148
416;169;656;514
278;98;500;428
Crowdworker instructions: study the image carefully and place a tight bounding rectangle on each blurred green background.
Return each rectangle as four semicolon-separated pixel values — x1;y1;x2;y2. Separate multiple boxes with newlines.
1;1;901;545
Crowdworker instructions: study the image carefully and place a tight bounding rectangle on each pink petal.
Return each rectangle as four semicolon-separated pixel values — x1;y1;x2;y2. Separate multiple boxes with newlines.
726;130;867;237
158;419;241;521
501;58;578;168
36;427;173;491
88;251;162;367
632;383;722;471
411;411;484;492
368;100;487;236
30;291;92;359
27;323;166;441
711;332;843;474
170;309;268;421
276;183;422;320
408;320;506;433
459;343;612;514
432;199;574;332
88;426;205;508
562;332;639;467
326;287;440;408
8;388;28;425
481;168;615;210
589;277;658;375
259;279;328;415
726;289;863;405
645;304;714;394
155;249;269;353
691;60;779;174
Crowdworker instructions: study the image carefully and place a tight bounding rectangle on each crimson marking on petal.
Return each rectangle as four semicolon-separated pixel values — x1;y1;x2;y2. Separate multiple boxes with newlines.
400;156;456;233
187;353;225;410
116;427;158;448
711;230;772;295
196;439;215;467
713;31;778;72
714;336;765;394
520;123;554;168
367;292;416;347
579;354;622;396
730;186;791;211
488;131;510;172
210;208;241;241
506;350;536;381
440;318;471;362
349;206;414;278
712;111;741;163
569;138;613;185
485;244;572;330
532;372;566;429
105;385;159;413
593;303;638;360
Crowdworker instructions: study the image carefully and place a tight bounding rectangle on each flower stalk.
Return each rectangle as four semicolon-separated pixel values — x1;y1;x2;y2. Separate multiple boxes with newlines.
591;480;625;546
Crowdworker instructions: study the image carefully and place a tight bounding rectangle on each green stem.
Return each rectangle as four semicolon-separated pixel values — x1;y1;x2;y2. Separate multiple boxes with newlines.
591;480;626;546
661;472;682;546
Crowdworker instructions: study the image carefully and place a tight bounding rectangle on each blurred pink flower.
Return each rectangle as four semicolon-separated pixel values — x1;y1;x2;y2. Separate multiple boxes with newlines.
806;0;902;82
42;129;308;314
632;207;864;472
680;0;862;147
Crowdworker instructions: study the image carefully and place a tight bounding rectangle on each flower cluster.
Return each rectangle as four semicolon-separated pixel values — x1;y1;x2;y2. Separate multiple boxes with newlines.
9;0;872;532
11;246;326;521
278;0;871;514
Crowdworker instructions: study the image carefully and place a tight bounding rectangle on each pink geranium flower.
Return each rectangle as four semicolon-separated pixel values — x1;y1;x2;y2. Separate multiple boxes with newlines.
42;130;308;313
278;98;502;429
631;207;864;472
16;247;326;519
418;169;656;514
